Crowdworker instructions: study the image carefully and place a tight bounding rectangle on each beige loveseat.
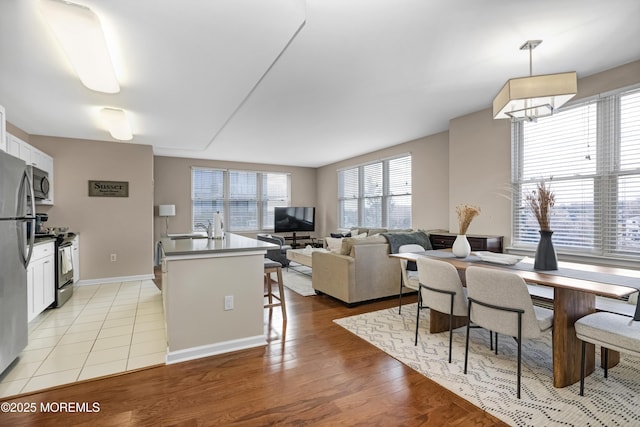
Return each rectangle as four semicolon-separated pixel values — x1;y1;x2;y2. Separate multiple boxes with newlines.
311;234;403;305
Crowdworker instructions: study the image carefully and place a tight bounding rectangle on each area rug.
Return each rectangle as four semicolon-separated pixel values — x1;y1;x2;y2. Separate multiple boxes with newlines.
281;266;315;296
334;304;640;427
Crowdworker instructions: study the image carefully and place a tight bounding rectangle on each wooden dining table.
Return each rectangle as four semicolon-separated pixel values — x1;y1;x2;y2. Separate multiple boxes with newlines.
390;250;639;388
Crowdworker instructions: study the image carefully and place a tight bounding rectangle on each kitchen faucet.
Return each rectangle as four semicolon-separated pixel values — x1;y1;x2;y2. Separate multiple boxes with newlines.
195;220;213;239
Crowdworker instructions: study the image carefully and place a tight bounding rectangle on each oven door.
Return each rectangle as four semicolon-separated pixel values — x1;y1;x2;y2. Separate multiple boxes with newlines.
58;244;74;286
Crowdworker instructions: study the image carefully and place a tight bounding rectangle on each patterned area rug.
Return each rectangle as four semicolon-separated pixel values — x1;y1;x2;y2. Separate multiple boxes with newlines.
334;304;640;427
281;265;315;296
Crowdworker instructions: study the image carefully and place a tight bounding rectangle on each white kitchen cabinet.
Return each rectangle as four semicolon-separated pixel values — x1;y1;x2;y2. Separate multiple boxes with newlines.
7;133;33;163
72;235;80;283
7;133;32;163
6;133;55;205
27;241;55;322
6;133;21;158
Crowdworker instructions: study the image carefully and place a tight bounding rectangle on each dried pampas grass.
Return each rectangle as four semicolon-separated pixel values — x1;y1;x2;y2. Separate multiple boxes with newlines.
525;179;555;231
456;204;481;235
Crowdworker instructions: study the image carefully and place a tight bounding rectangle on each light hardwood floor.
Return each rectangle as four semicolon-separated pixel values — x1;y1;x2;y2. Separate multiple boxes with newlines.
1;285;507;426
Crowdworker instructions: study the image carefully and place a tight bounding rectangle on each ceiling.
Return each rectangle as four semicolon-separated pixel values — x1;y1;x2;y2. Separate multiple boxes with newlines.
1;0;639;168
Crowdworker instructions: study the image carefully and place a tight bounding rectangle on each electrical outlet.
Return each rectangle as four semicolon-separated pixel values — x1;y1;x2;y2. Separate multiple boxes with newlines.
110;253;117;262
224;295;234;311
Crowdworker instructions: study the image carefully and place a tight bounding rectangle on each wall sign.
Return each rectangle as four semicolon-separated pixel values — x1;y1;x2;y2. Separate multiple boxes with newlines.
88;180;129;197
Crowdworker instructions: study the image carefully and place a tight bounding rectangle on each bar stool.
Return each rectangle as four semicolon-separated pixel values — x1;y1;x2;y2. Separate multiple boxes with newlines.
264;259;287;320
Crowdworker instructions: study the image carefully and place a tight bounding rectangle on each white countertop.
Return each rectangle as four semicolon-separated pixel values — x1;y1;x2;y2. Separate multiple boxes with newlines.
161;233;276;257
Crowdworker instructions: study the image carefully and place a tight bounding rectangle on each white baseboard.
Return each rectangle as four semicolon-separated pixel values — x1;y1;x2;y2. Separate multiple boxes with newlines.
165;335;267;365
75;273;155;286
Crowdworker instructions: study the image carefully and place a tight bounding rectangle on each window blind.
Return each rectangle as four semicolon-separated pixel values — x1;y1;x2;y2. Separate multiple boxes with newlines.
512;86;640;260
387;154;412;229
262;173;290;231
191;167;224;231
338;153;412;229
229;171;258;231
191;168;290;232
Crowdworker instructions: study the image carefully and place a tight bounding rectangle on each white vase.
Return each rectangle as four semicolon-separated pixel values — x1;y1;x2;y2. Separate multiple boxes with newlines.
452;234;471;258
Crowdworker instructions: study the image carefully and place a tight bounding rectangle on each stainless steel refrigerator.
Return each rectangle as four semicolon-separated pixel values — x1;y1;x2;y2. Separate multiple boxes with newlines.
0;150;35;375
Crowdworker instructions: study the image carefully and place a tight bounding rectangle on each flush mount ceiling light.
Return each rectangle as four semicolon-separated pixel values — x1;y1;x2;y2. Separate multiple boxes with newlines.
38;0;120;93
493;40;577;121
100;107;132;141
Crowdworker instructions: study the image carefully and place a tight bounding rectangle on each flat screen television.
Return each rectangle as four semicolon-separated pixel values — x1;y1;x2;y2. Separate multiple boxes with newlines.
274;207;315;233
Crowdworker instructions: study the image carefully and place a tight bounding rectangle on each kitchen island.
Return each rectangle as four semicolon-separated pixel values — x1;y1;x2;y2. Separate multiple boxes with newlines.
160;233;276;364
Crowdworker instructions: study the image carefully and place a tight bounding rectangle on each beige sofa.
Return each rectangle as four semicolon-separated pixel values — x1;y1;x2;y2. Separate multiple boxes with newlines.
311;235;402;305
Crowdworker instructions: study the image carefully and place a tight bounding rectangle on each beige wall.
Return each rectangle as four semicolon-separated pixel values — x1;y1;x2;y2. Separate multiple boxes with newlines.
316;131;450;237
153;156;316;242
448;108;511;237
317;60;640;245
28;136;154;281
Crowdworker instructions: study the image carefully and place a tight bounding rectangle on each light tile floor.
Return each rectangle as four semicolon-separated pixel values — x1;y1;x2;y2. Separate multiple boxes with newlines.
0;280;166;399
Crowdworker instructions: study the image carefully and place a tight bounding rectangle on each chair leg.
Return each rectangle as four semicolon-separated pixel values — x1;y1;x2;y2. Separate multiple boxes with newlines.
398;271;404;314
414;288;421;346
264;273;273;304
495;332;499;355
516;313;522;399
464;302;472;374
604;347;609;379
580;340;586;396
276;266;286;321
448;293;454;363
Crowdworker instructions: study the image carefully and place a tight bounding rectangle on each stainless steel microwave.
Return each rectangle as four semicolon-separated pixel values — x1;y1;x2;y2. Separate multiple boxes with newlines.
29;166;50;200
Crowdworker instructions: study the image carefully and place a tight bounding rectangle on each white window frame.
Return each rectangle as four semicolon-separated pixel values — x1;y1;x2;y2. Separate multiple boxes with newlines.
511;85;640;262
338;153;412;229
191;167;290;232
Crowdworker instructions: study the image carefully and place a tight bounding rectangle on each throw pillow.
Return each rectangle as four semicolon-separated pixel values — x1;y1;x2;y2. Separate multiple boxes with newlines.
325;237;343;253
330;232;351;238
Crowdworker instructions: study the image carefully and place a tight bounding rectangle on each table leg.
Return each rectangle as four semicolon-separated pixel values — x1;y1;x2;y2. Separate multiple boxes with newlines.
553;288;596;387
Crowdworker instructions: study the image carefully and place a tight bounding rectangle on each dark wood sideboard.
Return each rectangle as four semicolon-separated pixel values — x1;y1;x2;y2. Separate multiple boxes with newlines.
428;232;504;253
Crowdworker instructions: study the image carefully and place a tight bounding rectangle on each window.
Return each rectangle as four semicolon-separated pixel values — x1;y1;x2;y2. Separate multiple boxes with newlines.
512;86;640;260
338;154;412;229
192;168;290;232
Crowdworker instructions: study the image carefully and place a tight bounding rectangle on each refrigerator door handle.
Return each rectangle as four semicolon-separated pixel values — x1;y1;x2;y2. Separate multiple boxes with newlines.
18;170;36;268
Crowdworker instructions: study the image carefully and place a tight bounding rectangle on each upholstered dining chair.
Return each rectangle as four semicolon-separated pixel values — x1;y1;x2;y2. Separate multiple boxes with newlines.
575;306;640;396
415;257;468;362
464;266;554;399
397;244;425;314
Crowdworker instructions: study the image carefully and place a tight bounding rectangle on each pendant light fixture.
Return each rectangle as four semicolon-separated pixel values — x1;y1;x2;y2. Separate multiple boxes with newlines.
493;40;577;121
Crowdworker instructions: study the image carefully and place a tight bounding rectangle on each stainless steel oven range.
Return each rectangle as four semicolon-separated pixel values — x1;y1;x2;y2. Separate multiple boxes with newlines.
53;232;76;308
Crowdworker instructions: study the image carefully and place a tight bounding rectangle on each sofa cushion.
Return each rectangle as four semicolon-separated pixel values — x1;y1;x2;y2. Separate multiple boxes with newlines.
366;228;388;236
340;234;386;255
